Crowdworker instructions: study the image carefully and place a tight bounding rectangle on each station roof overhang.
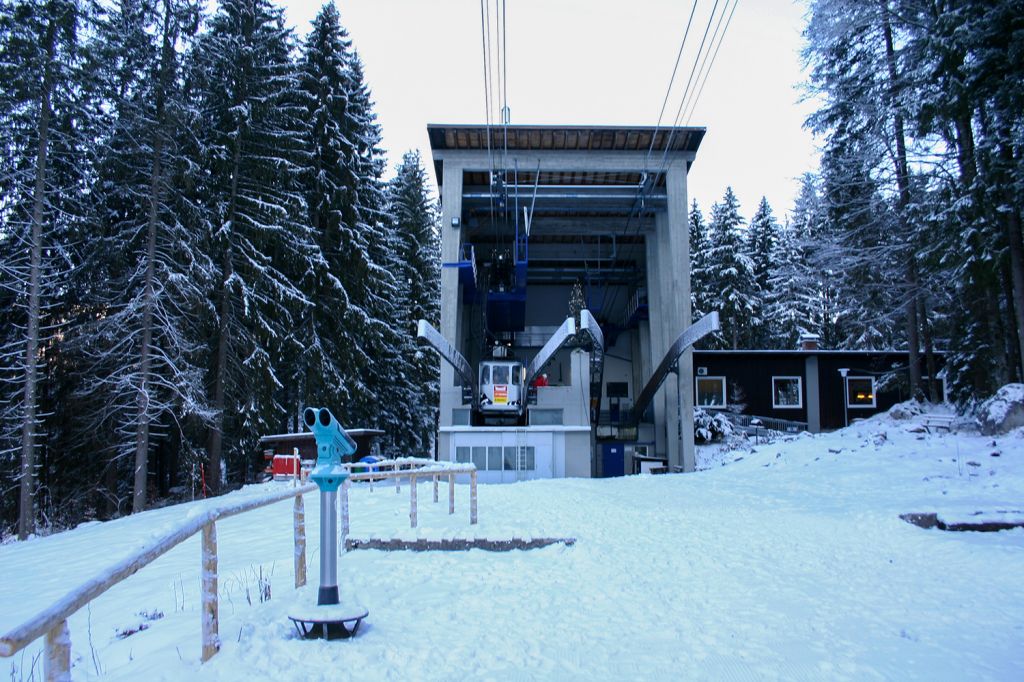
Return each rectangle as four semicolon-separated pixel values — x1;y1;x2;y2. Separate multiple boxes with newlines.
428;123;705;182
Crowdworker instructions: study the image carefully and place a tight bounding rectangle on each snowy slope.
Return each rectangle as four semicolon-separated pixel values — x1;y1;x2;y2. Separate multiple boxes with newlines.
3;412;1024;681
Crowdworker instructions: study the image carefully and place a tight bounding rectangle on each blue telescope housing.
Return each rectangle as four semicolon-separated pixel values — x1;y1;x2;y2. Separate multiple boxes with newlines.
303;407;355;492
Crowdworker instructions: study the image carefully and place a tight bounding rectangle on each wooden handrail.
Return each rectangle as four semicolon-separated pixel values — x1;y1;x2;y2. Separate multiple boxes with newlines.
0;483;316;674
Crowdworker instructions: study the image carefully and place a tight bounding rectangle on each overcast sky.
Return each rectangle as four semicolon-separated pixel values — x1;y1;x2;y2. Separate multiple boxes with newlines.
283;0;819;224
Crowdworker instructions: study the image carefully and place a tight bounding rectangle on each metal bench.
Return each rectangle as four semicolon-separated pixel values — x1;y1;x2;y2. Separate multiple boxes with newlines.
922;414;954;433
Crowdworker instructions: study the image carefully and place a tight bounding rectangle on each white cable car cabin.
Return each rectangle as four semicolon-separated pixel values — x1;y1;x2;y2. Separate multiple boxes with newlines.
478;360;524;419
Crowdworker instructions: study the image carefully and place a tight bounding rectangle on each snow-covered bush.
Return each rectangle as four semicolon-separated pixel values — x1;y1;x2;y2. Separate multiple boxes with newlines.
694;408;733;443
976;384;1024;435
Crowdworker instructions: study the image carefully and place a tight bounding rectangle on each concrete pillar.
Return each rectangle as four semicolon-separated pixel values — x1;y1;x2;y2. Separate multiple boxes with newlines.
644;234;667;461
805;355;821;433
655;212;681;471
666;164;695;472
438;162;464;427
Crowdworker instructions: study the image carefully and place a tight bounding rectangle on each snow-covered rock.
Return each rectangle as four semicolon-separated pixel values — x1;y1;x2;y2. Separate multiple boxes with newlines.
976;383;1024;435
889;399;925;420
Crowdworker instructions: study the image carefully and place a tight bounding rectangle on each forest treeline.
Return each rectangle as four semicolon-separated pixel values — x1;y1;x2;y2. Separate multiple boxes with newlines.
0;0;440;538
692;0;1023;409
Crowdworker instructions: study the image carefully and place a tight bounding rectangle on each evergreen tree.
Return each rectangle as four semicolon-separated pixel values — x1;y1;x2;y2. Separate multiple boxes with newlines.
387;151;440;454
702;188;758;349
187;0;315;491
297;3;396;441
71;0;211;514
746;197;778;347
688;199;709;319
0;0;95;537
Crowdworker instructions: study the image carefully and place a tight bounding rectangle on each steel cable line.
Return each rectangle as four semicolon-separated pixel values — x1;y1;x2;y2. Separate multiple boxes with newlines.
602;0;738;324
644;0;701;173
683;0;738;126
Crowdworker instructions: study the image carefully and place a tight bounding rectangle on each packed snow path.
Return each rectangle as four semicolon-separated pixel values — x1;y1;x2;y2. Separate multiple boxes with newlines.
3;414;1023;680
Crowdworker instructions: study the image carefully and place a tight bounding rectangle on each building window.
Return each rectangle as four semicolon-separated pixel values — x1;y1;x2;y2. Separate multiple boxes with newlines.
471;446;487;471
695;376;727;408
772;376;803;409
452;409;471;426
455;446;471;463
846;377;876;408
503;446;517;471
487;446;503;471
606;382;629;398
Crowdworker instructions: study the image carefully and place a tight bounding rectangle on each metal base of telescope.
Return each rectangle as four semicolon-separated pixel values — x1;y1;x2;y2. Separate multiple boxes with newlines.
287;602;369;640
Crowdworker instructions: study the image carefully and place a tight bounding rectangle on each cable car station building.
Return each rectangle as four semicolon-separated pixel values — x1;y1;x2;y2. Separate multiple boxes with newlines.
427;124;705;482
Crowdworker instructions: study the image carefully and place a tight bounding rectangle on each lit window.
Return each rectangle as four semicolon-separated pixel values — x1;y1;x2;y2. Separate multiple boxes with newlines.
695;377;726;408
772;376;803;409
846;377;876;408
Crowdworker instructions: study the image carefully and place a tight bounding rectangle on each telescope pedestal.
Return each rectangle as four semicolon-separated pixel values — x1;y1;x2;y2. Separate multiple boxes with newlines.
288;603;368;640
290;406;367;641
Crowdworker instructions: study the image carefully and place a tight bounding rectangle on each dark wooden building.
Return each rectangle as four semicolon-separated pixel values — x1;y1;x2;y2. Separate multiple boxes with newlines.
691;347;946;432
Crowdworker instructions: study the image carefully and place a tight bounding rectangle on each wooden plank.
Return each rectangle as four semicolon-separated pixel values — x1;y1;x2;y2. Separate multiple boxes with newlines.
345;537;576;552
200;522;219;662
410;474;418;528
449;473;455;515
470;471;478;525
43;619;69;682
340;479;350;552
294;494;306;589
0;484;315;660
433;474;439;503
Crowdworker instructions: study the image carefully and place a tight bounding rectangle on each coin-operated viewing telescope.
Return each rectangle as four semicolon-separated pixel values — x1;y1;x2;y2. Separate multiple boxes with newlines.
287;407;367;639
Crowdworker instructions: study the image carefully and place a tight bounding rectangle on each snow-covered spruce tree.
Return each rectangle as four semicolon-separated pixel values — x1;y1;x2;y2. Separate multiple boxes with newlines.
702;188;758;349
0;0;96;537
387;151;440;455
897;0;1024;399
688;199;710;319
334;48;402;439
71;0;211;514
294;1;368;429
187;0;315;492
746;197;779;348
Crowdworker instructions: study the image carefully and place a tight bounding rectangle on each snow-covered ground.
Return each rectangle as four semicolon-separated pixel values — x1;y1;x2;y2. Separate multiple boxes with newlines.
3;410;1024;681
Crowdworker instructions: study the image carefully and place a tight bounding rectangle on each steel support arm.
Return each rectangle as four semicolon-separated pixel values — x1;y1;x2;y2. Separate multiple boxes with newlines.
631;312;720;426
417;320;477;403
525;317;577;386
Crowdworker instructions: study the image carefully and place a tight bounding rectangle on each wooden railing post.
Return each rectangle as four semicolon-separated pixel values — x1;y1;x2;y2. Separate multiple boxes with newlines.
341;479;350;552
44;619;70;682
410;474;418;528
470;470;478;525
293;494;306;588
395;462;400;493
448;473;455;515
433;474;439;503
201;521;219;662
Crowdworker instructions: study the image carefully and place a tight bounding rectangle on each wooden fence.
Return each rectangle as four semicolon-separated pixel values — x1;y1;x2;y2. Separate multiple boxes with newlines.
0;483;316;680
0;458;480;680
339;459;478;548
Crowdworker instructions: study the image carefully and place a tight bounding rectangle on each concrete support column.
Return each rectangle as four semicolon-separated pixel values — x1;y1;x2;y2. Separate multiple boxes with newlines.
438;162;464;427
805;355;821;433
644;234;667;461
655;212;681;471
666;164;695;472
